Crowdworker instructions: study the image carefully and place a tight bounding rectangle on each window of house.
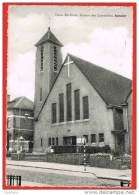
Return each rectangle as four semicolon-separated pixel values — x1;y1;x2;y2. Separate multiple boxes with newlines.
83;135;88;143
56;137;58;145
59;93;64;122
48;138;51;146
14;109;19;115
40;46;44;71
74;89;80;120
91;134;96;143
24;114;29;122
52;103;57;123
54;46;57;72
52;138;55;146
7;117;10;128
40;87;42;102
41;138;43;147
99;133;104;142
20;110;25;116
66;83;72;121
83;96;89;119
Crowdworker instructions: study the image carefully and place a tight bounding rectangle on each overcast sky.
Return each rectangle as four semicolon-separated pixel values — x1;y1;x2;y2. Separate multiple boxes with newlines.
7;5;133;101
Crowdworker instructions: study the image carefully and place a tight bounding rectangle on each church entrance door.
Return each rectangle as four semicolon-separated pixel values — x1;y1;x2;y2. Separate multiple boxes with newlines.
116;135;125;152
63;136;77;146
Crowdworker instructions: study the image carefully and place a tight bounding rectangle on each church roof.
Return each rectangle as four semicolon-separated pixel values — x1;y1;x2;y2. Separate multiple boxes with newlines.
8;96;34;110
36;54;132;119
35;27;63;47
69;54;132;105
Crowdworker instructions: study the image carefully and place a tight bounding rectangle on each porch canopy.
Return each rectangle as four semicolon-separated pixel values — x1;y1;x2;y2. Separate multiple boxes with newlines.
111;130;127;135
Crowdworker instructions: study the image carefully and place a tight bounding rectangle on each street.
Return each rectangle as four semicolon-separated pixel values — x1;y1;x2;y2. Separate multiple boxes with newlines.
6;164;120;187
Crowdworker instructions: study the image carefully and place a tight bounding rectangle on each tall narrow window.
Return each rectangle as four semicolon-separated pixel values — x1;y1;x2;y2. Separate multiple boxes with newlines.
91;134;96;143
66;83;72;121
7;117;10;128
54;46;57;72
56;137;58;145
40;46;44;71
40;87;42;102
24;114;29;122
83;135;88;143
59;93;64;122
83;96;89;119
52;138;55;146
41;138;43;147
48;138;51;146
99;133;104;142
74;89;80;120
52;103;57;123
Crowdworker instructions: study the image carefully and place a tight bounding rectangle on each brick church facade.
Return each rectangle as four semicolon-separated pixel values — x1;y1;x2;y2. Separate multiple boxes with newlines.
33;27;132;154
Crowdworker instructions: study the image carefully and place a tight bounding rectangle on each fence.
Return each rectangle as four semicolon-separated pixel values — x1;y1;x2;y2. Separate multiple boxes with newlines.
6;175;21;186
120;180;131;187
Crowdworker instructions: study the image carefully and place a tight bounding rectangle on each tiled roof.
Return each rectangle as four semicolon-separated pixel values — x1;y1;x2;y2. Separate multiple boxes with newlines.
36;54;132;119
69;54;132;105
8;96;34;110
35;27;63;47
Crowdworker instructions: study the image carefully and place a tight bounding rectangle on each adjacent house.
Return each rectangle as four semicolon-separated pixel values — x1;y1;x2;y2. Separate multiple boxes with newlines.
7;96;34;152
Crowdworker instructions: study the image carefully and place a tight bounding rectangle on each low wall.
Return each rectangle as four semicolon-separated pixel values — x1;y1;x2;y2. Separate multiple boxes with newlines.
24;153;46;161
11;152;130;169
11;153;25;161
45;153;88;165
11;153;46;161
89;154;123;169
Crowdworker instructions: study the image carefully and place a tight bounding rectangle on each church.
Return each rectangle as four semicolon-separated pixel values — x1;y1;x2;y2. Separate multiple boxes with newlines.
33;27;132;154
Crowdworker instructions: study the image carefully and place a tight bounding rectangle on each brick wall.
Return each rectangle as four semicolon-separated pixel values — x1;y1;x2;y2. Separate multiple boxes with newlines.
14;117;34;130
7;108;34;152
45;153;85;165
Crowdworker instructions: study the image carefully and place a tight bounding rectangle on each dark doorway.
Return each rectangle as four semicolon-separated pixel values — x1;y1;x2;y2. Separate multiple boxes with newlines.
72;136;76;145
7;135;10;151
63;136;76;146
29;142;33;153
117;135;125;151
63;137;71;145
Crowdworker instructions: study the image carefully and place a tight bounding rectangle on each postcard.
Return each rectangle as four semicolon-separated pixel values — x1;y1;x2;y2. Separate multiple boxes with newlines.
3;2;136;191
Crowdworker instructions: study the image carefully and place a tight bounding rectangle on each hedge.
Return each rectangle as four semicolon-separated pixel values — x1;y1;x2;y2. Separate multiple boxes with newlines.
52;145;111;154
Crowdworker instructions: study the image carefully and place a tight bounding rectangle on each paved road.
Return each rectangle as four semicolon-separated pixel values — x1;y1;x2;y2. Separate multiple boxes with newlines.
6;159;131;181
6;164;121;187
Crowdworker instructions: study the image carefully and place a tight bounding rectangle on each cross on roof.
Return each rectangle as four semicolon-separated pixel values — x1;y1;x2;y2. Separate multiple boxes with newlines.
48;17;51;28
64;55;73;77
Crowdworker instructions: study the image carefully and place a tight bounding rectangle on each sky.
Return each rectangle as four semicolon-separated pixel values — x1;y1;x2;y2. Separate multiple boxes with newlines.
7;5;133;101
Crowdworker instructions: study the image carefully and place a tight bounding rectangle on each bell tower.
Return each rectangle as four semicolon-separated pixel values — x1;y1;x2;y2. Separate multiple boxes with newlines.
34;27;63;118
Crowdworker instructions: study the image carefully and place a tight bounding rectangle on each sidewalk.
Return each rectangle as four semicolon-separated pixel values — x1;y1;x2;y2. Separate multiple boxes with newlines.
6;159;131;181
22;181;50;186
